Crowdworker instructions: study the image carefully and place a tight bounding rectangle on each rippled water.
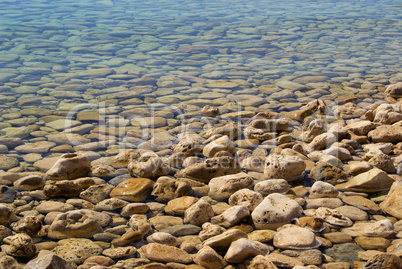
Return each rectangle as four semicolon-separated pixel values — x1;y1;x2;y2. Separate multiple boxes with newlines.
0;0;401;151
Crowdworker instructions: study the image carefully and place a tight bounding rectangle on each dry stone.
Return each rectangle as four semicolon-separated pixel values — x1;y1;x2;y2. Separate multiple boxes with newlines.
203;135;236;157
203;229;248;250
184;199;214;226
337;168;394;193
4;233;36;258
194;245;227;269
341;219;394;238
251;193;303;229
44;153;91;181
254;178;291;196
264;154;306;181
379;180;402;219
228;189;263;211
224;238;270;263
24;254;77;269
210;205;249;228
52;238;103;264
273;225;321;250
142;243;192;264
151;176;192;202
208;172;254;201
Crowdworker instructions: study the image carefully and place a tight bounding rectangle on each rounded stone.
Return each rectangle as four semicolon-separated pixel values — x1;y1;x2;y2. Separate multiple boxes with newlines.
251;193;303;229
110;178;154;202
274;225;320;250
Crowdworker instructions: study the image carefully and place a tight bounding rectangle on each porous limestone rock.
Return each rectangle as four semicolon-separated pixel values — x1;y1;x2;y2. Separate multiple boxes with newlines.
203;135;236;158
128;151;170;179
44;153;91;181
52;238;103;264
228;189;263;212
184;199;214;226
264;154;306;181
178;155;241;183
194;245;227;269
254;179;291;196
210;205;250;228
208;172;254;201
151;176;192;202
4;233;36;258
273;225;321;250
380;180;402;219
251;193;303;229
224;238;270;263
48;209;105;239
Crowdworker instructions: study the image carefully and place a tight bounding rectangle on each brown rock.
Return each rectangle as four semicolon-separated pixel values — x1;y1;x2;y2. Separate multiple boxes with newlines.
266;252;304;268
380;180;402;219
354;236;391;250
193;246;227;269
110;178;154;202
368;124;402;143
4;233;36;258
247;255;278;269
363;253;402;269
44;153;91;181
13;175;44;191
24;254;77;269
142;243;192;264
43;180;83;198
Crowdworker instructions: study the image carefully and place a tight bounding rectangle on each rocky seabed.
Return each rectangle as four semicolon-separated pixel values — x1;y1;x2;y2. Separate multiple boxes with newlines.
0;82;401;269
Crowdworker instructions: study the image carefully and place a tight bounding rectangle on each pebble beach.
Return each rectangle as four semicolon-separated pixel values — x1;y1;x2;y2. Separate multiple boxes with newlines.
0;0;401;268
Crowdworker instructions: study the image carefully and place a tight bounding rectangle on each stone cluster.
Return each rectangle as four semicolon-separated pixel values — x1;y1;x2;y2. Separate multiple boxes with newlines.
0;84;400;268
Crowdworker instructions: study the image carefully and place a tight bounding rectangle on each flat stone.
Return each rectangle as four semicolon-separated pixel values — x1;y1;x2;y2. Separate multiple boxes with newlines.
15;141;56;153
267;252;304;268
368;124;402;143
336;168;395;193
254;179;291;196
341;195;381;214
208;172;254;201
110;178;154;202
274;225;321;250
46;119;82;131
142;243;192;264
323;232;353;244
0;155;19;170
336;206;368;222
203;229;248;250
342;219;394;238
354;236;391;250
52;238;103;264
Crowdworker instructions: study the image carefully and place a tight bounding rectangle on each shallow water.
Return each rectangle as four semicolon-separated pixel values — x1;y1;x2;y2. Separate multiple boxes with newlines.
0;0;401;153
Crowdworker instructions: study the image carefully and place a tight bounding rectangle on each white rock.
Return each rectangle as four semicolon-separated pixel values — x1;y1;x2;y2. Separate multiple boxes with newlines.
251;193;303;229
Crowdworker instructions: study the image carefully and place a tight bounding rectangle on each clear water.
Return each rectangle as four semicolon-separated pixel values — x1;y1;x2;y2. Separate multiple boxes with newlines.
1;0;401;84
0;0;401;141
